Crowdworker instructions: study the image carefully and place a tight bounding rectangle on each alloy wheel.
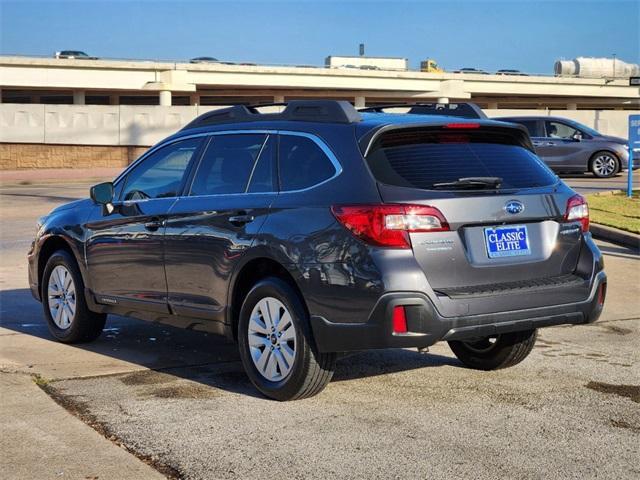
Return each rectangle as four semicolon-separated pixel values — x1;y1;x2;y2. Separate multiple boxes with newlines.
593;154;617;177
247;296;297;381
47;265;76;329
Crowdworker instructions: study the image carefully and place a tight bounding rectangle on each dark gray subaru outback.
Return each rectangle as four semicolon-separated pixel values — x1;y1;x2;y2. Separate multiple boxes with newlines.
28;101;606;400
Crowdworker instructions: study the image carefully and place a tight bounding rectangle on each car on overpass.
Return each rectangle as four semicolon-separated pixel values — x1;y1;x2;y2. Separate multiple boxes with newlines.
54;50;97;60
496;116;633;178
28;101;606;400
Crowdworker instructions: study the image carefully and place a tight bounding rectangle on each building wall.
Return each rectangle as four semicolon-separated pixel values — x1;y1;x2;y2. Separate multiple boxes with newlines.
0;143;148;170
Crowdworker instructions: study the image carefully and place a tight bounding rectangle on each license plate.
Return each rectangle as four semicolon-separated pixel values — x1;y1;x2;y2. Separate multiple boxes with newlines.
484;225;531;258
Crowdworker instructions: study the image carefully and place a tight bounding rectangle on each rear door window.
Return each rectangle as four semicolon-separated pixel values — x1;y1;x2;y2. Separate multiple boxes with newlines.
190;134;267;196
366;128;557;190
278;135;336;191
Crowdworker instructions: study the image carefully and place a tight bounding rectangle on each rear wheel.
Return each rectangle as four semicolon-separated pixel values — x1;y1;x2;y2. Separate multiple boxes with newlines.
590;151;619;178
42;250;106;343
237;277;336;401
448;329;537;370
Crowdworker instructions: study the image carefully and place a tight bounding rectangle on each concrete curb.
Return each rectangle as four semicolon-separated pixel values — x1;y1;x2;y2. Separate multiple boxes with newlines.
591;223;640;250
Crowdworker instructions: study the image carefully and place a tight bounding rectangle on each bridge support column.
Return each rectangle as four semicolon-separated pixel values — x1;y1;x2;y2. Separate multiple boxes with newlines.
159;90;172;106
73;90;86;105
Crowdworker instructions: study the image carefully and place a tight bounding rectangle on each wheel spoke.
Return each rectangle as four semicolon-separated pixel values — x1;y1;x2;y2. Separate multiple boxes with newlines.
249;314;269;335
63;270;73;289
273;349;289;375
265;351;278;379
276;311;292;333
280;323;295;341
54;302;64;325
261;299;274;330
254;347;271;373
280;343;295;366
248;332;270;348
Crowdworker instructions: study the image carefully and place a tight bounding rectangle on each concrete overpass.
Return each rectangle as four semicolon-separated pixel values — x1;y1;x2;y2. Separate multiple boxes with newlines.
1;56;638;109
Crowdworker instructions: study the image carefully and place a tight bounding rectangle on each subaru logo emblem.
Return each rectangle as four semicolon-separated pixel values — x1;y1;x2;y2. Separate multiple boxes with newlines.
505;200;525;215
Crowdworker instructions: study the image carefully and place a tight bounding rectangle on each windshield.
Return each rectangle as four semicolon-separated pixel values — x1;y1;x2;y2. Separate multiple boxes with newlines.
366;128;557;191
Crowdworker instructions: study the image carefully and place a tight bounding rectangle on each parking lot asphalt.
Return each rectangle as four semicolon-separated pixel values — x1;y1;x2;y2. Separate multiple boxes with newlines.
1;180;639;479
562;170;639;195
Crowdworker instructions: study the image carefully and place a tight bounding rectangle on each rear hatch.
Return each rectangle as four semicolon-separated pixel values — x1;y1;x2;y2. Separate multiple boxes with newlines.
363;123;589;312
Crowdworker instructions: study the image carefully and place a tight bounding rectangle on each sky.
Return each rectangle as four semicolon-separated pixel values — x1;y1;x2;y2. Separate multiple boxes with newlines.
1;0;638;74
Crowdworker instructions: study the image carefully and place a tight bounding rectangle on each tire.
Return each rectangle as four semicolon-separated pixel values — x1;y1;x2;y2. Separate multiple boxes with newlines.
41;250;106;343
589;151;620;178
237;277;336;401
448;329;537;371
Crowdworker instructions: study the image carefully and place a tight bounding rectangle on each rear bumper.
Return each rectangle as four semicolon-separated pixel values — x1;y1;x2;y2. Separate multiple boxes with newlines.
310;270;606;353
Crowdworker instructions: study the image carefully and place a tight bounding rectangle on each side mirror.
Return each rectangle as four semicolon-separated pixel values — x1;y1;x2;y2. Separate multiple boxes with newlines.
572;132;583;142
90;182;115;214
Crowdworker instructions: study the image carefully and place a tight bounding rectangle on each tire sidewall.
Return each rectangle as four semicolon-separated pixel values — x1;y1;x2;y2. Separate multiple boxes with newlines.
590;151;619;178
237;277;313;400
41;250;88;341
449;330;536;370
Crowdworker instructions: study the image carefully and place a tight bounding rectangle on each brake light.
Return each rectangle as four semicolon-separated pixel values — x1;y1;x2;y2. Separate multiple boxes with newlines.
331;204;449;249
444;123;480;129
564;194;589;232
392;306;408;334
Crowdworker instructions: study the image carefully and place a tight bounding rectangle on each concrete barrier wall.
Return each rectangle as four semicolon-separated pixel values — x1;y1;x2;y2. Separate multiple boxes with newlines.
0;104;229;147
0;104;637;149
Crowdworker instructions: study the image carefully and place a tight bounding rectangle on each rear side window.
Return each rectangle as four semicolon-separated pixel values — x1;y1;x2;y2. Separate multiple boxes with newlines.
279;135;336;191
190;134;267;195
510;120;540;137
366;128;556;190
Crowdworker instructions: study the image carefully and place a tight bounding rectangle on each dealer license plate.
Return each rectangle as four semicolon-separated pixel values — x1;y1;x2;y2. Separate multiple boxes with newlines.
484;225;531;258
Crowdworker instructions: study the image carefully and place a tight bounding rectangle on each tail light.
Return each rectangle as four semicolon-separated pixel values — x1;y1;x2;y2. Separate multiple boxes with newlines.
597;282;607;307
331;204;449;249
392;306;408;334
564;194;589;232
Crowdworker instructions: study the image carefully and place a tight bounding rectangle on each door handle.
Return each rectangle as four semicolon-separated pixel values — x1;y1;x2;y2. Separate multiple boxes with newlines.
144;218;164;231
228;214;255;225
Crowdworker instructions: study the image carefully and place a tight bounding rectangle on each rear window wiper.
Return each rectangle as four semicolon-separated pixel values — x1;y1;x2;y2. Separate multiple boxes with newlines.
432;177;503;190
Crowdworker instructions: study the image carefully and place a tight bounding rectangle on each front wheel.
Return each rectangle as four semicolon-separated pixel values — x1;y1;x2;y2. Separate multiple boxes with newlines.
237;277;336;401
448;329;537;371
590;151;620;178
42;250;106;343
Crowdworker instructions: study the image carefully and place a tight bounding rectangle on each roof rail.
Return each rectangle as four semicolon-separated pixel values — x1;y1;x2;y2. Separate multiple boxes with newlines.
359;102;487;119
182;100;362;130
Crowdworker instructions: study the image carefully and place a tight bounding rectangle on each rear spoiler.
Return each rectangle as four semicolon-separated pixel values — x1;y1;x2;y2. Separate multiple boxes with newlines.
359;122;535;157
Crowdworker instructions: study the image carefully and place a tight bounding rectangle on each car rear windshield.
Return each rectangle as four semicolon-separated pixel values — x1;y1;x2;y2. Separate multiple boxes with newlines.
365;128;557;190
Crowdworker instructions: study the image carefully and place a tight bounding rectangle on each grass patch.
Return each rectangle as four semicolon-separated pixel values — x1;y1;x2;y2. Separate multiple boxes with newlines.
586;190;640;234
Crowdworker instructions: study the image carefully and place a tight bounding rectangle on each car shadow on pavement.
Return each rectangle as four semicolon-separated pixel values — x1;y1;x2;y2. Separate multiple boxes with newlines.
0;288;461;399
